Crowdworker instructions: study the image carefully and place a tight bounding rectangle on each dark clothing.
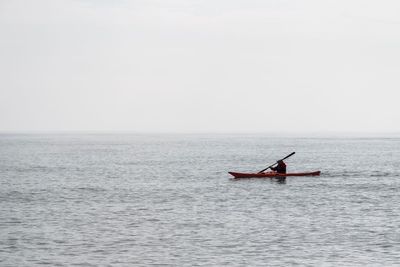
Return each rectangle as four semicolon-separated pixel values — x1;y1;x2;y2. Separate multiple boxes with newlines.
271;161;286;174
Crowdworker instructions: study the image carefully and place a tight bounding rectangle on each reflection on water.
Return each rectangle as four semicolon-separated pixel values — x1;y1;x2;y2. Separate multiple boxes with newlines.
275;177;287;184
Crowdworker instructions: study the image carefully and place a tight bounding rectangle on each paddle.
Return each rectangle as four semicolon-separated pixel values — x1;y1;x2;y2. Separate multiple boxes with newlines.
257;152;295;173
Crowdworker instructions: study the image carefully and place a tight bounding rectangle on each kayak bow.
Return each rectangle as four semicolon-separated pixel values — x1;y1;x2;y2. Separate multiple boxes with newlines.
228;171;321;179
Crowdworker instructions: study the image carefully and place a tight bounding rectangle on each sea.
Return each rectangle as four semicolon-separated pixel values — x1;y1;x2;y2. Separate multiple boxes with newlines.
1;134;399;266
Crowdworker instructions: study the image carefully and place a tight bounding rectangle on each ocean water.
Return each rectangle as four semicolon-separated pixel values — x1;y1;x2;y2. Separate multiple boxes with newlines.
0;134;399;266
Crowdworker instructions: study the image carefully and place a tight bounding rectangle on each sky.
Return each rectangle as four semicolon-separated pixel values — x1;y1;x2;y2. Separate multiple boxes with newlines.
0;0;399;133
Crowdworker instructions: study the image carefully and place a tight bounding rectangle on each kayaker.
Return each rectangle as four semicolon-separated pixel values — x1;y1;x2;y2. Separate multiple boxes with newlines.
270;160;286;174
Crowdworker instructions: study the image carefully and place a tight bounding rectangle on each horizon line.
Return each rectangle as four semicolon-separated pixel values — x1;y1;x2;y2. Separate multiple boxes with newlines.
0;130;399;137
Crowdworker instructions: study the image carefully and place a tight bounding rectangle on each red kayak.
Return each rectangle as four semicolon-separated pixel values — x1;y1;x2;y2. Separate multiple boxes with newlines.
228;171;321;179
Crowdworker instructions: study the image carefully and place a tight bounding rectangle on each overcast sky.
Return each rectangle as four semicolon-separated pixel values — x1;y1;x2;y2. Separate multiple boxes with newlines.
0;0;399;133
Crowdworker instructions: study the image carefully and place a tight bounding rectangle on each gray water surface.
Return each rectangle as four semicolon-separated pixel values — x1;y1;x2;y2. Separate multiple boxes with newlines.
1;134;399;266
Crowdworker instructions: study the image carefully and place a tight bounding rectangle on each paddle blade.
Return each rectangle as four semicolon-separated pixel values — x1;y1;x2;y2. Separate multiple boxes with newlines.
282;152;295;160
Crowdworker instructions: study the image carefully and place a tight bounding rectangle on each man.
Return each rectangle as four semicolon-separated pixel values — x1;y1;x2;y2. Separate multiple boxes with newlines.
270;160;286;174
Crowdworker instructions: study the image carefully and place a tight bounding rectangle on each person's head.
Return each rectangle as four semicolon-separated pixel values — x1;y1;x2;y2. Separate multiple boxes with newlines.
277;160;284;164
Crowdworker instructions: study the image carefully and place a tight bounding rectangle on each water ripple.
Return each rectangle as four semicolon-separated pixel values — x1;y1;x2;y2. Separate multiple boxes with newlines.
0;135;399;266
